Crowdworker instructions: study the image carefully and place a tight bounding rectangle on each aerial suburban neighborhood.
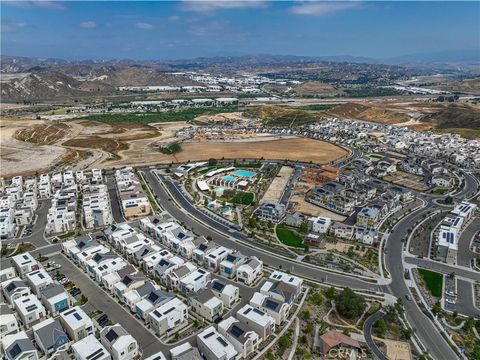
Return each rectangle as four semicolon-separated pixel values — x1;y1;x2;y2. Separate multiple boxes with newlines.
1;1;480;360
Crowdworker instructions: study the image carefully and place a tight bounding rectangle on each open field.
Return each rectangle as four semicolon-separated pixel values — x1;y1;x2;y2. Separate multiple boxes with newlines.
128;137;348;166
1;118;67;177
418;268;443;297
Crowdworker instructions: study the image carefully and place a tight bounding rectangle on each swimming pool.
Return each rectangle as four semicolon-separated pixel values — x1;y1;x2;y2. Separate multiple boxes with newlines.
233;170;255;178
223;175;235;181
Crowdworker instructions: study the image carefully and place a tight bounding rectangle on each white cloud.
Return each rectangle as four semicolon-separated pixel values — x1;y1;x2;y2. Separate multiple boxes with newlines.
180;1;267;14
4;1;66;10
290;1;360;16
187;20;230;36
135;22;154;29
79;21;97;29
168;15;180;21
1;22;27;32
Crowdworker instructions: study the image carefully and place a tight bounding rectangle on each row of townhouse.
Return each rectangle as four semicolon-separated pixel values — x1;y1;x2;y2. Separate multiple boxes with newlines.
0;175;40;239
114;167;151;218
61;234;191;338
45;184;78;235
82;182;114;229
194;270;304;360
140;216;264;286
435;201;477;264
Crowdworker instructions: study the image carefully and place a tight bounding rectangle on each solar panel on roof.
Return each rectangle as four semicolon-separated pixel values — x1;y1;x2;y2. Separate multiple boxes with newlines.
265;299;279;310
63;309;76;316
226;255;236;262
6;283;16;292
38;273;45;279
164;307;175;315
105;329;118;342
243;307;252;314
217;337;228;347
86;348;105;360
153;310;160;317
25;305;38;312
253;308;265;315
148;292;159;303
73;313;82;321
230;325;244;338
212;281;225;292
9;344;21;358
194;275;203;281
204;331;215;339
122;276;133;286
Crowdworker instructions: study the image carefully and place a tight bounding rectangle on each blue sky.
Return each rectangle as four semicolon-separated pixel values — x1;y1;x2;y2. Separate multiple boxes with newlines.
1;1;479;60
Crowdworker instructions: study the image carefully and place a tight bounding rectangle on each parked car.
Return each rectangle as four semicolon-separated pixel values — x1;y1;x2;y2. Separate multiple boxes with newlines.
445;299;456;305
405;294;412;301
37;256;49;263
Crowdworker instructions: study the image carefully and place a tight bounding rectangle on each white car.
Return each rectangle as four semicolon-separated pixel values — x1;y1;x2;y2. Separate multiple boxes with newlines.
445;299;456;305
445;290;456;297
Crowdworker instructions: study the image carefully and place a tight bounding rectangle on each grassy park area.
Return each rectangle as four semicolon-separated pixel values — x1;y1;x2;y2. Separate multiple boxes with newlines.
276;225;305;248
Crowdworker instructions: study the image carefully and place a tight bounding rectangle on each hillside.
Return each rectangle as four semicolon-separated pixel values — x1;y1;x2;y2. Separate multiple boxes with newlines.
244;105;327;127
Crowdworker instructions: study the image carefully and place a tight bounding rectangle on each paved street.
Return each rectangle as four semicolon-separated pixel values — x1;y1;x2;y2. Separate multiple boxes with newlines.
457;216;480;267
404;257;480;283
363;311;388;360
385;206;459;360
1;198;51;248
454;280;479;318
106;174;125;223
143;170;384;292
50;254;167;357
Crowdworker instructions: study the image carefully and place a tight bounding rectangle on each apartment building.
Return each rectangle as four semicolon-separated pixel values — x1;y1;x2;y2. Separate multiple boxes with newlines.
72;335;111;360
190;289;224;322
147;297;189;336
218;317;260;359
115;167;150;218
83;184;113;229
32;318;69;355
236;304;275;341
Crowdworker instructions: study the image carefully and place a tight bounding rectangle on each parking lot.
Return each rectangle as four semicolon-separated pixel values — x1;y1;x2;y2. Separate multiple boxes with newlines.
443;274;457;311
49;253;168;357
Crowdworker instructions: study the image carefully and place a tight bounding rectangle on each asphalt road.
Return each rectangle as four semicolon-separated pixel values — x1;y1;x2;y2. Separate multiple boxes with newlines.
455;280;479;318
385;206;459;360
363;310;388;360
50;253;167;357
106;175;125;223
143;170;384;292
404;257;480;283
457;217;480;268
1;198;51;248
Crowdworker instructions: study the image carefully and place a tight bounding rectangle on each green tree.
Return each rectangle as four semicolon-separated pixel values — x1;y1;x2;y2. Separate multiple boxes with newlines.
335;288;366;319
300;309;310;320
374;319;388;336
299;220;309;234
324;286;336;300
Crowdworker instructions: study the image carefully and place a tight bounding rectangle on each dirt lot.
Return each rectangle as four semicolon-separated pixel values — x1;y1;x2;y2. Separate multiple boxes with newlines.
136;137;348;166
1;118;67;177
261;166;293;204
290;194;347;221
381;338;412;360
384;171;429;192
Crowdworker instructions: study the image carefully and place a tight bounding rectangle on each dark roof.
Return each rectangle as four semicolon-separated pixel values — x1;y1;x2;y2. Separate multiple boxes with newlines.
6;339;36;360
40;283;66;299
34;319;68;350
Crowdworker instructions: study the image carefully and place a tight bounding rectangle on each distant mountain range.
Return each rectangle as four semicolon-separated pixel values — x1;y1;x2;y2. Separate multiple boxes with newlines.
1;51;478;102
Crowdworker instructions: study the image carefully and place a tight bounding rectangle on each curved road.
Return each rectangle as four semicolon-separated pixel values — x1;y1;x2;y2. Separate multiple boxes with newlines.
363;310;388;360
143;169;385;292
143;164;479;360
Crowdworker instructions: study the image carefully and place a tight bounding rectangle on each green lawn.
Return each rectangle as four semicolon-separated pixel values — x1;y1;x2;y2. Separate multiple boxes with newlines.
418;268;443;297
276;225;305;248
228;191;255;205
